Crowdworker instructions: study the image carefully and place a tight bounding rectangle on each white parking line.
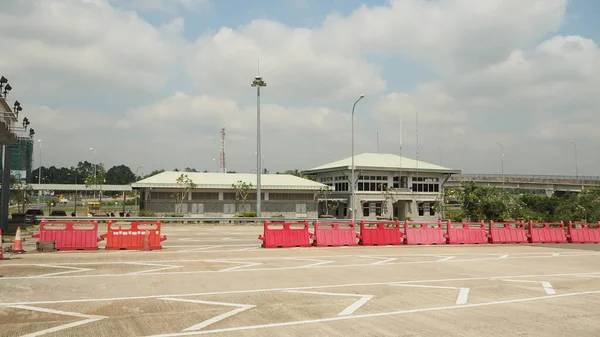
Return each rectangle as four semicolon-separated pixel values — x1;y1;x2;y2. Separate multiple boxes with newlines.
1;271;599;306
144;289;600;336
8;305;107;337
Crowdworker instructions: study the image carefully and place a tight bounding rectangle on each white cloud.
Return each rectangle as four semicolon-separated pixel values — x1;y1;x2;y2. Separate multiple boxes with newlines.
187;19;387;104
318;0;567;73
7;0;600;176
0;0;183;94
114;0;211;13
372;34;600;175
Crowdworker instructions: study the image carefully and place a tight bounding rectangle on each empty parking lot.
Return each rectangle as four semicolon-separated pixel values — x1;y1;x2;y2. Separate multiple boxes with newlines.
1;224;600;336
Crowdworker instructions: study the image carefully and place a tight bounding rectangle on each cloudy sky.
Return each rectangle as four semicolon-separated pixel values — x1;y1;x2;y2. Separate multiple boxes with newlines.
2;0;599;176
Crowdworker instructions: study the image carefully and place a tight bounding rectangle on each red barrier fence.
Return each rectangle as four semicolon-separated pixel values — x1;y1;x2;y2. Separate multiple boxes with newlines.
404;221;447;245
447;221;489;244
358;220;403;246
527;221;567;244
567;221;600;244
101;221;167;250
258;220;311;248
32;220;103;251
311;221;358;247
489;221;528;244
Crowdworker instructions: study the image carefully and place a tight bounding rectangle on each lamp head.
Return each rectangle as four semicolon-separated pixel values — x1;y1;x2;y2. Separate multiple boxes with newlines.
359;94;365;99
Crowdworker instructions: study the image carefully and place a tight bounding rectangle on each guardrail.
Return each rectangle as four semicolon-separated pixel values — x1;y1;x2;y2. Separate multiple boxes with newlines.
449;174;600;181
35;216;351;223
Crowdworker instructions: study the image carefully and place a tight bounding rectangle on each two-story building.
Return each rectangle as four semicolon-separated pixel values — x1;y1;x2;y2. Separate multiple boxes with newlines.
302;153;461;221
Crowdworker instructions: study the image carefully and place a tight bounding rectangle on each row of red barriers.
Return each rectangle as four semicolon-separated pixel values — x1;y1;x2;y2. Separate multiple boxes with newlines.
258;220;600;248
33;220;167;251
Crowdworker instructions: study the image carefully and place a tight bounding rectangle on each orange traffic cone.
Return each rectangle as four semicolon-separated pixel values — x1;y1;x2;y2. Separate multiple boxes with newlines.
0;229;6;260
10;226;25;253
141;230;151;251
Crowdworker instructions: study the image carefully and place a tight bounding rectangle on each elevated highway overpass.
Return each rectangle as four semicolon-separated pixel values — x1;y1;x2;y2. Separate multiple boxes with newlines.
445;174;600;195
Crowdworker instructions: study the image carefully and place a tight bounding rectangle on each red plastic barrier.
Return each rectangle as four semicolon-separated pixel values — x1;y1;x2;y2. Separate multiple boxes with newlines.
32;220;103;251
567;221;600;244
447;221;489;244
311;221;358;247
489;221;528;244
358;220;403;246
258;220;311;248
527;221;567;243
101;221;167;250
404;221;447;245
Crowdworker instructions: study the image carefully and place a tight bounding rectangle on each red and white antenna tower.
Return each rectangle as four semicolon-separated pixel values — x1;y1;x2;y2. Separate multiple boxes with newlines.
220;126;226;173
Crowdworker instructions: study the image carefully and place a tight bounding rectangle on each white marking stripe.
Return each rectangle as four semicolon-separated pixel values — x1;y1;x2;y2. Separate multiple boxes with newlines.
500;279;557;295
206;260;263;272
143;290;600;337
2;271;599;306
9;305;107;337
159;298;255;331
436;256;455;262
389;284;470;305
125;262;182;275
284;290;373;316
33;264;94;277
456;288;470;305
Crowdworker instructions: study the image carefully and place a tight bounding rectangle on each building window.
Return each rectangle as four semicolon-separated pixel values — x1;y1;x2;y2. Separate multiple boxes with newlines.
375;202;382;216
334;182;348;192
418;203;424;216
296;203;307;213
429;203;435;216
362;202;369;216
191;192;219;200
223;204;236;214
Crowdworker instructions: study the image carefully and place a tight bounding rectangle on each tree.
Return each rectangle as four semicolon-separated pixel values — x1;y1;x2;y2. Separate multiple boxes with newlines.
232;180;253;214
380;184;396;219
316;186;333;216
143;169;164;179
84;163;106;189
10;175;32;213
105;165;136;184
171;174;196;214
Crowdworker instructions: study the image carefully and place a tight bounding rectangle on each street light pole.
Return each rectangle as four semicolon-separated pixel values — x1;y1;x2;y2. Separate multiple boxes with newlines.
570;140;579;178
351;94;365;222
496;142;504;188
90;147;97;201
37;140;42;208
251;75;266;217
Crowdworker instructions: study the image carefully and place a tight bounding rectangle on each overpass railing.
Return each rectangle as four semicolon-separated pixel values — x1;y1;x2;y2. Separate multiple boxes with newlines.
449;174;600;184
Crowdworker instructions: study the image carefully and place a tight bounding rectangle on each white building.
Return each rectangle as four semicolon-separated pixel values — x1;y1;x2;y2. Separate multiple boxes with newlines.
302;153;461;221
132;171;327;218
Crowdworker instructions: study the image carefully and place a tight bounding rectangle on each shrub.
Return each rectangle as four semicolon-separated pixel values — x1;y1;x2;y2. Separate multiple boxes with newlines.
272;214;285;218
138;210;156;217
242;211;257;217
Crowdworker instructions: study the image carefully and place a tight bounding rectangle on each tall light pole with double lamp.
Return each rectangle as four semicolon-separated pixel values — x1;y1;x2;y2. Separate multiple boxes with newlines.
350;94;365;222
251;75;267;217
496;142;504;188
37;139;42;208
89;147;97;201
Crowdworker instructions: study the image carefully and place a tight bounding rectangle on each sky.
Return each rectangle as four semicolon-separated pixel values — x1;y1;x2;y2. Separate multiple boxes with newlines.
1;0;600;176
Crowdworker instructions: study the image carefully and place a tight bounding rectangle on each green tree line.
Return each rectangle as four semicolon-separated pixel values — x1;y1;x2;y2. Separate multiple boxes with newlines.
440;182;600;223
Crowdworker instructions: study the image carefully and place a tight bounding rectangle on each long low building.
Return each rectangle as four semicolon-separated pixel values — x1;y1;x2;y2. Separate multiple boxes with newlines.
131;171;327;218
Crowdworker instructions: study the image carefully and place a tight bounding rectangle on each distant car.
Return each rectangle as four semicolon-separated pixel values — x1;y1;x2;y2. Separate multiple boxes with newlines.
50;210;67;216
25;208;44;224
